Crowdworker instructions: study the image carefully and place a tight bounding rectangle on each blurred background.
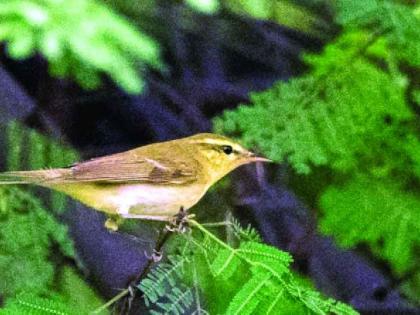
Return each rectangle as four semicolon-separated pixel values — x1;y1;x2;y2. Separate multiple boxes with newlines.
0;0;419;314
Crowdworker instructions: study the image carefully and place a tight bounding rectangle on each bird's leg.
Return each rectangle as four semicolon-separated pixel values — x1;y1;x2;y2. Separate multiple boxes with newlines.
121;223;174;314
125;285;135;315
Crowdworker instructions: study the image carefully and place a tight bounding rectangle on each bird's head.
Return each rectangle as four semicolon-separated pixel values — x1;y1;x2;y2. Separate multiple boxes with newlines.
185;133;271;184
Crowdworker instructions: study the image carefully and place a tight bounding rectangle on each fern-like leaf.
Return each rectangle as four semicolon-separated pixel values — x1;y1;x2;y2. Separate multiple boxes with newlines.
0;293;70;315
231;218;262;242
237;241;293;276
0;186;74;297
319;176;420;274
225;268;272;315
154;287;193;315
215;53;410;175
335;0;420;66
0;0;164;93
210;248;241;279
138;255;190;306
138;219;357;314
5;121;79;213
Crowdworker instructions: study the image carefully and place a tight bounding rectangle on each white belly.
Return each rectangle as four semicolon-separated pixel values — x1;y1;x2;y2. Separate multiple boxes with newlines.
105;183;207;217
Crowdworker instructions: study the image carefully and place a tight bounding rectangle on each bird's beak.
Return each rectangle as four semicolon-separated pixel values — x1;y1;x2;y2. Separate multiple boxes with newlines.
247;151;272;163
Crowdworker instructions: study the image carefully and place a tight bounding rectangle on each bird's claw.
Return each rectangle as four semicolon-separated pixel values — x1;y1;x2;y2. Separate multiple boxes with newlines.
165;207;194;233
144;249;163;263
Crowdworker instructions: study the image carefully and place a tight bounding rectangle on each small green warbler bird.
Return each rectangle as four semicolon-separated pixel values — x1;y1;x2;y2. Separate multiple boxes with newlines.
0;133;270;230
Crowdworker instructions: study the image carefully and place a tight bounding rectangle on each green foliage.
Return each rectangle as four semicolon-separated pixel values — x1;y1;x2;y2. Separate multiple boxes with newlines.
320;176;420;274
214;31;412;175
140;255;191;307
0;258;108;315
335;0;420;66
400;270;420;303
0;0;164;93
413;90;420;105
0;293;72;315
138;220;357;315
0;186;74;297
6;121;79;212
0;272;108;315
1;122;106;314
214;0;420;302
223;0;324;36
185;0;220;14
57;266;108;314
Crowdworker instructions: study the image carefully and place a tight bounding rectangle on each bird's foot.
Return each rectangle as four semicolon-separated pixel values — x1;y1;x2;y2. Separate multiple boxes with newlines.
165;207;194;233
144;249;163;263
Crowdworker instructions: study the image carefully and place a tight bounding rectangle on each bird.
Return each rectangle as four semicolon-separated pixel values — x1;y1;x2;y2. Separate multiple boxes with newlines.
0;133;271;230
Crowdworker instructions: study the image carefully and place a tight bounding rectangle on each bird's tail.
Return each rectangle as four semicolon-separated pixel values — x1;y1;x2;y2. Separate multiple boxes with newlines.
0;169;67;185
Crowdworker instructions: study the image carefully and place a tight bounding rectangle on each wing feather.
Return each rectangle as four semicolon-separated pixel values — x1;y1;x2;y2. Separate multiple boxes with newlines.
61;147;199;185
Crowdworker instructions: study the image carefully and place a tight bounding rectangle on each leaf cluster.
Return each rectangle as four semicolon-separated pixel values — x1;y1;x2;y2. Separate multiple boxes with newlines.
222;0;324;36
320;176;420;274
214;30;412;175
5;121;78;212
335;0;420;66
1;267;108;315
214;0;420;300
0;292;72;315
138;220;357;315
0;186;73;297
0;0;164;93
0;122;106;314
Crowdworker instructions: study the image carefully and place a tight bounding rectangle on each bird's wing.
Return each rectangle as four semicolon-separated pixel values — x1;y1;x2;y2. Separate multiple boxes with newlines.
61;148;200;185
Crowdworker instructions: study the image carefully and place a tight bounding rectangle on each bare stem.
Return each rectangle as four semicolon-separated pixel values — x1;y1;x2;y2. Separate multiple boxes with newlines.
90;289;129;314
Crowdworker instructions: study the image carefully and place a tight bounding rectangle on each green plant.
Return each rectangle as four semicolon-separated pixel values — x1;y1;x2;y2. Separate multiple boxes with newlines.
0;293;72;315
335;0;420;66
320;176;420;274
0;186;73;297
0;0;164;93
6;121;79;212
136;220;357;315
214;30;412;175
185;0;220;14
214;0;420;301
1;120;79;297
0;122;106;314
222;0;325;36
0;270;108;315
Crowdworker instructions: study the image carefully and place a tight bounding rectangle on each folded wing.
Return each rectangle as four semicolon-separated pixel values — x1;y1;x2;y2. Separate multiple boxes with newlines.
66;149;199;185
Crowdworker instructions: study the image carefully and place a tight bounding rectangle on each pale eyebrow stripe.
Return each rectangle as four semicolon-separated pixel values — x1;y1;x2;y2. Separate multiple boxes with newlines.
192;138;228;146
194;138;241;148
191;138;245;153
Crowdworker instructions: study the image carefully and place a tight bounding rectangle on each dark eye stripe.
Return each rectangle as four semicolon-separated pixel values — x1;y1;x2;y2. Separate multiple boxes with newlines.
199;143;240;155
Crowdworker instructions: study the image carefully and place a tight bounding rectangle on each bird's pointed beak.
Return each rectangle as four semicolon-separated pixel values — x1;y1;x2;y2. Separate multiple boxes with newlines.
247;151;272;163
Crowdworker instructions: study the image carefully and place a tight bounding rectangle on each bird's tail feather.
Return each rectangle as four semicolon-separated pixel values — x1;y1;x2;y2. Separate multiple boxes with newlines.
0;169;67;185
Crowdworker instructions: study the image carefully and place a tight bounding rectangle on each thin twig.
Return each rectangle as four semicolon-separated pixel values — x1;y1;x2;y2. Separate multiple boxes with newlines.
201;221;232;227
90;225;174;315
119;225;174;314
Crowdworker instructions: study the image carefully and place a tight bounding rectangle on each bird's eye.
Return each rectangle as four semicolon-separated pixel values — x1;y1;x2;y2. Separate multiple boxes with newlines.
221;145;233;155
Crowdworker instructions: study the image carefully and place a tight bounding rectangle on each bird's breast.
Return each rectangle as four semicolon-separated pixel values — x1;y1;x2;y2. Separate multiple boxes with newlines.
106;183;208;216
52;182;208;217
